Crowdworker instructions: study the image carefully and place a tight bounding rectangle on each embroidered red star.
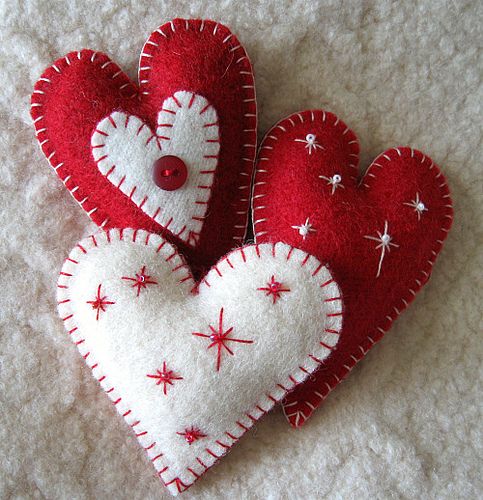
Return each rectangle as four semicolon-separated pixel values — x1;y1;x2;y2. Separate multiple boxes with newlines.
86;284;115;320
258;276;291;304
122;266;157;296
146;361;183;395
192;308;253;371
176;427;207;445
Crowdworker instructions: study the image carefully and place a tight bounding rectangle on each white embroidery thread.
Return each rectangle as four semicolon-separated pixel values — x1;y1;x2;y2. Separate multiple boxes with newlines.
364;221;399;278
404;193;428;220
319;173;344;194
292;218;316;240
294;133;324;154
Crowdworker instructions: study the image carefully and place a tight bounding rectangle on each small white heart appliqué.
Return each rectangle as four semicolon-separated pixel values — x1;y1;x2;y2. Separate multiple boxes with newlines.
91;91;219;246
57;229;343;494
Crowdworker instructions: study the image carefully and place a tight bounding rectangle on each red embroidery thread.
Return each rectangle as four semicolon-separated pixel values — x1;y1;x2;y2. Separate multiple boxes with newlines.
147;361;183;395
122;265;158;296
177;427;207;445
86;284;115;320
192;308;253;371
57;227;343;492
257;275;291;304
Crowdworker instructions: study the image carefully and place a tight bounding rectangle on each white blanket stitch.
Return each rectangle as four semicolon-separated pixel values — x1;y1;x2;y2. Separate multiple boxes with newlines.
0;1;481;498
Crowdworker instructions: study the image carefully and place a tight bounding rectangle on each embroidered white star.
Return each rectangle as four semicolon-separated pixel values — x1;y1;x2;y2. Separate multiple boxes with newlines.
319;173;344;194
404;193;428;220
294;133;324;154
292;218;316;239
364;221;399;278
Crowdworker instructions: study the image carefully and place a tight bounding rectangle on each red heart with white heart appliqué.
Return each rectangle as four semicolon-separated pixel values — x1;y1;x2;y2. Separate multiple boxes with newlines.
58;229;343;494
252;110;453;427
31;18;256;272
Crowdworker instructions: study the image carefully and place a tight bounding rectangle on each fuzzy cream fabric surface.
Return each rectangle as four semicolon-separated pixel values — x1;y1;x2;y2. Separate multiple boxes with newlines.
57;232;342;494
91;93;221;243
0;1;481;498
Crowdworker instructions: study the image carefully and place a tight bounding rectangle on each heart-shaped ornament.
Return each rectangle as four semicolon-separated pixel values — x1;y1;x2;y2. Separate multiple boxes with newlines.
57;228;343;494
90;92;220;243
252;110;453;427
32;18;256;272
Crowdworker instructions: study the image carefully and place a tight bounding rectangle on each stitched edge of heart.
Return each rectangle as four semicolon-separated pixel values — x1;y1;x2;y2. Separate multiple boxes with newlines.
57;228;343;493
31;49;137;227
90;93;219;245
139;19;257;247
252;109;360;241
252;109;453;427
31;18;257;251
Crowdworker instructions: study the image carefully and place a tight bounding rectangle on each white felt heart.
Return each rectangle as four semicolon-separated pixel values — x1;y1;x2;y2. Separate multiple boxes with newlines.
57;229;343;495
91;91;219;245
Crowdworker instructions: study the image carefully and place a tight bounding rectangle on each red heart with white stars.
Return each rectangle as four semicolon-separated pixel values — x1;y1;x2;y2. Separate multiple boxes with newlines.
31;18;256;273
58;228;343;494
252;109;453;427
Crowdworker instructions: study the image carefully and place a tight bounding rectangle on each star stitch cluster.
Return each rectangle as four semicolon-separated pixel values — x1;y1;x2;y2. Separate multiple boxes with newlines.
86;284;115;320
147;362;183;395
258;276;291;304
192;308;254;371
251;109;453;428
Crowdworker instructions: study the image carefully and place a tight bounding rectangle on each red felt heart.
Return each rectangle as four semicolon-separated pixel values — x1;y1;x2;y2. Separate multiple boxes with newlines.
31;18;256;273
252;110;453;427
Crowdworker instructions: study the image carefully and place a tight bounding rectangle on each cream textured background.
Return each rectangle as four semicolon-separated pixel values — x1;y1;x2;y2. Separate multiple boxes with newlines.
0;0;481;498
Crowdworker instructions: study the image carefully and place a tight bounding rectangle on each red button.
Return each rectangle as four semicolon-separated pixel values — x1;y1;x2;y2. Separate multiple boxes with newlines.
153;156;188;191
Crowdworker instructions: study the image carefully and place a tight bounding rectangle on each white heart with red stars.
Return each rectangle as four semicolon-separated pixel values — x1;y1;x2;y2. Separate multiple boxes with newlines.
57;228;343;495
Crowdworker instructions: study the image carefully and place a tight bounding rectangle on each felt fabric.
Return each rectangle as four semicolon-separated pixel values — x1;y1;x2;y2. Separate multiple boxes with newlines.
2;2;481;498
91;91;219;244
58;229;342;495
31;18;256;274
253;110;454;427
